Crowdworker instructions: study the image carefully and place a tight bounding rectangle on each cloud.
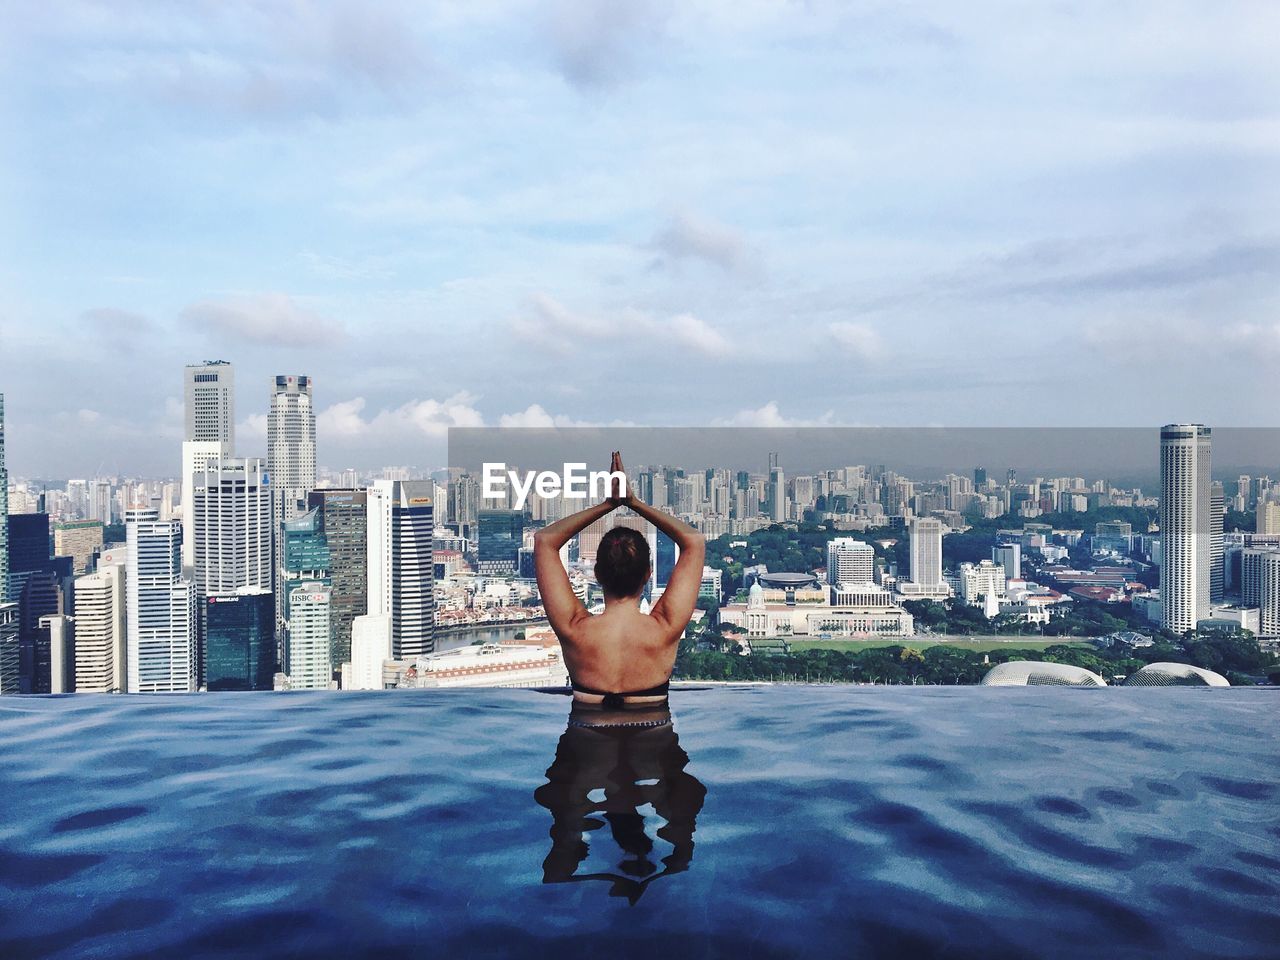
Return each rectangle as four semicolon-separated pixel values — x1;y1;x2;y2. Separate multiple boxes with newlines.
54;1;436;122
496;404;636;428
238;413;269;440
513;293;733;358
713;402;842;428
543;0;672;91
182;293;345;346
80;307;154;337
828;322;885;360
317;393;485;439
648;213;761;276
1083;315;1280;360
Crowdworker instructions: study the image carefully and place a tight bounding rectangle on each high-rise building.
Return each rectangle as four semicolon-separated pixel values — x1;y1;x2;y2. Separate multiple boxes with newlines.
191;458;271;684
7;512;50;603
478;509;524;575
653;529;678;594
0;393;7;604
268;375;317;639
20;570;67;694
205;588;275;691
1255;551;1280;638
126;509;196;693
1257;493;1280;536
185;360;235;444
1210;481;1225;604
281;508;331;689
993;542;1022;581
827;538;875;586
54;520;104;575
43;613;74;694
768;461;786;522
349;613;392;690
182;361;235;570
0;602;18;693
72;564;126;692
367;480;434;659
1159;424;1211;635
909;517;945;588
286;582;332;690
308;489;367;675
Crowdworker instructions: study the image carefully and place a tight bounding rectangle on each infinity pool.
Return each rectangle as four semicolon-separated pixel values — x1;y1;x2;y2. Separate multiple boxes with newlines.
1;687;1277;959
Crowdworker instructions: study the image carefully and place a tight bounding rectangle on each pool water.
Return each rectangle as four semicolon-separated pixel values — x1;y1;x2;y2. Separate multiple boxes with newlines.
1;687;1277;959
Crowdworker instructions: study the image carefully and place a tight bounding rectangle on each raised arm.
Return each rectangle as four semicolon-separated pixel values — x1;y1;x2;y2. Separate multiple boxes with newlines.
616;465;705;639
534;498;615;639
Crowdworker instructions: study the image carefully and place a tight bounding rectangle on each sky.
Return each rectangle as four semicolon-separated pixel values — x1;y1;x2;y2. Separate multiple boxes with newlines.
1;1;1278;477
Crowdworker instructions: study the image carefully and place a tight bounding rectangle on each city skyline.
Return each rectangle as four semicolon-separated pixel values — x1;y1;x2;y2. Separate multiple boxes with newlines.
3;3;1279;475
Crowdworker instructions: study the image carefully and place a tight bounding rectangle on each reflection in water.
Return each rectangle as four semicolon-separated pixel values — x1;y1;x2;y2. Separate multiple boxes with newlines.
534;704;707;904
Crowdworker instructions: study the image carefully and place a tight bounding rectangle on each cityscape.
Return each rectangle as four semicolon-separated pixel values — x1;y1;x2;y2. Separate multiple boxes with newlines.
2;364;1277;695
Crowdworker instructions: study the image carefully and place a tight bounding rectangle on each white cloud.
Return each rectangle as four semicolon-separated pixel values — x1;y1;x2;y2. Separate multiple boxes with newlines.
238;413;269;440
828;322;885;360
713;402;841;428
649;212;761;276
182;293;345;346
316;393;485;439
76;408;101;425
513;294;734;358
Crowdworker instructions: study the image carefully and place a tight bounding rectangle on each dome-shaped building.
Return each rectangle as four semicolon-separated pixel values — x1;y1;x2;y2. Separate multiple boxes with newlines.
1122;662;1229;686
980;661;1107;686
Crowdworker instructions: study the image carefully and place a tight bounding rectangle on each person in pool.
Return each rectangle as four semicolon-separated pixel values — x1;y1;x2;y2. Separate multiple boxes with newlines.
534;451;706;712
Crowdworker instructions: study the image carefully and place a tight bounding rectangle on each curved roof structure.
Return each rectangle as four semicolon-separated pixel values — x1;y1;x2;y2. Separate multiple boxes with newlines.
757;572;821;588
980;661;1107;687
1122;662;1229;687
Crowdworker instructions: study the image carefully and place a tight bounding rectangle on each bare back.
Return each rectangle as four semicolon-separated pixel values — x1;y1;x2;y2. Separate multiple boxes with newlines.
556;604;680;693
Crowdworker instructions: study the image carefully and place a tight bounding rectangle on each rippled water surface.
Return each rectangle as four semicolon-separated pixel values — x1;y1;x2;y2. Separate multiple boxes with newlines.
2;687;1278;959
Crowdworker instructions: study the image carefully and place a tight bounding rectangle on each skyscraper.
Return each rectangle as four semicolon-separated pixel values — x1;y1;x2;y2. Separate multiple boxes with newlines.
367;480;434;660
827;538;875;586
281;508;331;689
349;613;392;690
191;459;271;684
286;582;332;690
72;564;126;692
1159;424;1212;635
126;508;196;693
268;375;317;641
185;360;235;443
0;393;8;604
909;516;945;588
308;488;367;676
182;361;235;570
205;588;274;691
478;509;524;575
992;542;1022;581
1210;481;1225;604
0;602;18;693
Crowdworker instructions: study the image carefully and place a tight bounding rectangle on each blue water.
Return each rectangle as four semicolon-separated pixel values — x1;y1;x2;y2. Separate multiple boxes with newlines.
1;688;1278;959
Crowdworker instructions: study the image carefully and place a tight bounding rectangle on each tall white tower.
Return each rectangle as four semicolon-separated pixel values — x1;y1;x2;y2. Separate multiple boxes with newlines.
1159;424;1211;635
182;362;235;570
268;375;317;640
126;508;196;693
367;480;434;660
191;459;272;598
191;458;271;684
73;563;127;692
268;375;316;502
827;538;875;586
909;517;945;588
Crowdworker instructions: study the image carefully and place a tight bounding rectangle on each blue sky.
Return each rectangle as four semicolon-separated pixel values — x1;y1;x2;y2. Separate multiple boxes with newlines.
1;1;1277;476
